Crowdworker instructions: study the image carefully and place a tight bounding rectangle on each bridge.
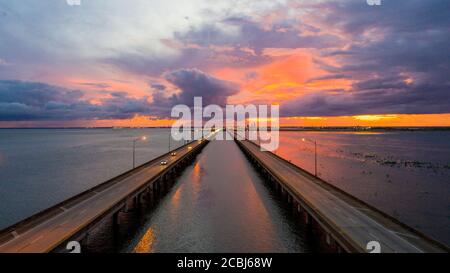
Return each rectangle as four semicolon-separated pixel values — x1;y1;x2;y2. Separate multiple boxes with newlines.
235;138;448;253
0;138;209;253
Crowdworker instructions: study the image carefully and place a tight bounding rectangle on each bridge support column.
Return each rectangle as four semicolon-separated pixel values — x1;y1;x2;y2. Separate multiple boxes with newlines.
281;187;287;199
159;177;166;193
112;211;119;241
145;186;154;206
153;180;160;198
79;233;89;253
292;200;299;213
84;216;118;253
138;192;149;211
151;183;158;202
287;194;292;204
115;197;140;241
304;211;312;226
123;196;138;212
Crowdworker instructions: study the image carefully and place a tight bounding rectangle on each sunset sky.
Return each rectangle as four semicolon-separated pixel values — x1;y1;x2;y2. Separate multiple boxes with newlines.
0;0;449;127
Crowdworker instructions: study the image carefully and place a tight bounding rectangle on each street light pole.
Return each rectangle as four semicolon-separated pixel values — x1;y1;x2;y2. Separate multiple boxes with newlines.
133;139;136;169
302;138;318;177
314;140;317;177
133;136;147;169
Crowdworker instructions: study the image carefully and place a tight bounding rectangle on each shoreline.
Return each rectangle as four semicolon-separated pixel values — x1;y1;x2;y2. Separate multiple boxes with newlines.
1;126;450;132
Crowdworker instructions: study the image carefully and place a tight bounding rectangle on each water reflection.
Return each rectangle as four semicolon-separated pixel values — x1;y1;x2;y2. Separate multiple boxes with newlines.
127;135;311;253
133;227;155;253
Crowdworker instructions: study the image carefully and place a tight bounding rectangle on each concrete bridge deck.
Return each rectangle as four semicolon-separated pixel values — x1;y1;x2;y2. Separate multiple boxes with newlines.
0;138;209;253
236;139;448;253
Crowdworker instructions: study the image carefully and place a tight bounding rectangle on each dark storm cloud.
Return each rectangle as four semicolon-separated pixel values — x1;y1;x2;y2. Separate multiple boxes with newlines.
282;80;450;117
0;69;239;120
144;69;239;117
282;0;450;117
149;83;166;91
165;68;238;107
0;80;154;121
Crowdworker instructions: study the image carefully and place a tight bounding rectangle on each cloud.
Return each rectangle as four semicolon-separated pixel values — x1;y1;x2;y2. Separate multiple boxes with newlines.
102;11;343;76
0;80;154;121
0;69;239;121
78;82;111;89
149;83;166;91
281;79;450;117
0;58;8;66
280;0;450;117
1;0;449;121
165;68;238;106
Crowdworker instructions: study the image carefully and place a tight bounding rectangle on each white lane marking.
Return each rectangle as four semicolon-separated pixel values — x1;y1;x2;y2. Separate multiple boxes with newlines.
392;231;418;239
369;233;379;240
30;235;44;245
354;207;371;211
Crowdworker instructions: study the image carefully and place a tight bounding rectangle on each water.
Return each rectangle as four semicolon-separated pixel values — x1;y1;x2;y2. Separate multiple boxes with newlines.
127;135;311;253
274;131;450;246
0;128;184;229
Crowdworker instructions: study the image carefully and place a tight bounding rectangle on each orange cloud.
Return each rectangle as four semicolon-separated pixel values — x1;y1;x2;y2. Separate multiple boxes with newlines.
215;48;352;106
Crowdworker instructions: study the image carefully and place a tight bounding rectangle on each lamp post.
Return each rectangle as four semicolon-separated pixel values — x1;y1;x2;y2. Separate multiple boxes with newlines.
133;136;147;169
168;131;171;152
169;132;180;152
302;137;317;177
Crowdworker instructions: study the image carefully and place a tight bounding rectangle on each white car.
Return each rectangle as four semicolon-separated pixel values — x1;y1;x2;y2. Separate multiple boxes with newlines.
160;160;168;166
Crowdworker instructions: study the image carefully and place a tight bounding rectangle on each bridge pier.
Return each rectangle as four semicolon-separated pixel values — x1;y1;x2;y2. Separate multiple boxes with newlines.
160;176;167;193
287;193;293;204
84;217;118;253
114;197;141;242
138;191;150;211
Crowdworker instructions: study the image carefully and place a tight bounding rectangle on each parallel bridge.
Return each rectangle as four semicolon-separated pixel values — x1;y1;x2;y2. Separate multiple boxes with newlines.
235;139;448;253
